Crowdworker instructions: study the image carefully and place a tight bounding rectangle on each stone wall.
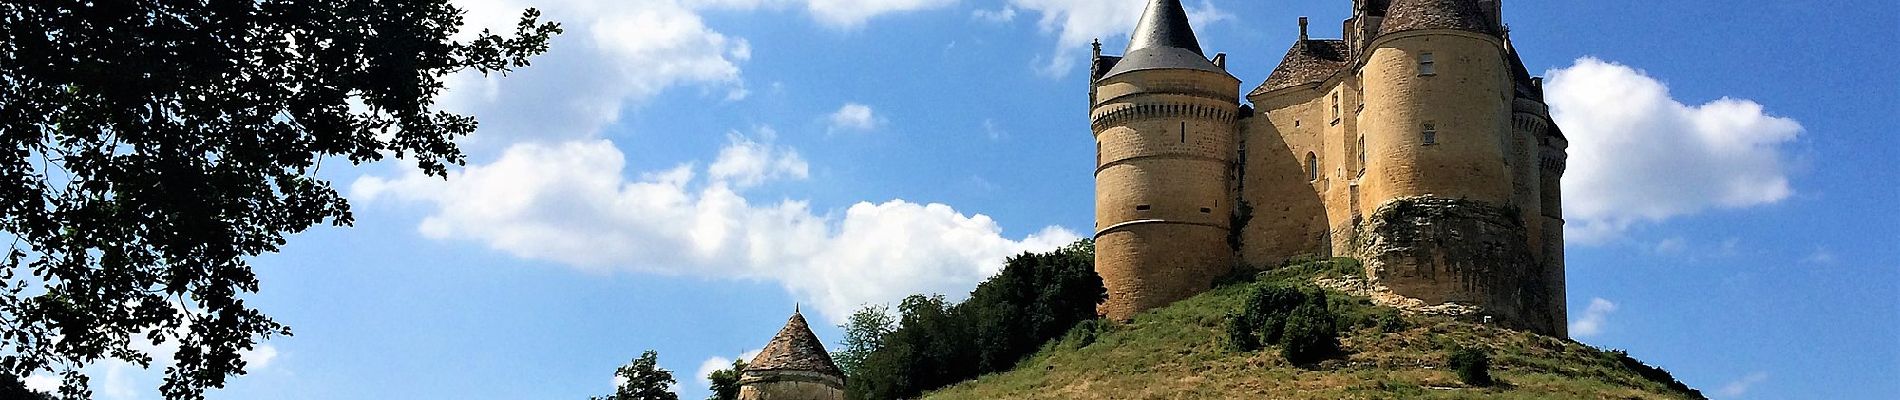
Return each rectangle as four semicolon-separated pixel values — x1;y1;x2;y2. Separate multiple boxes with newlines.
1353;196;1559;335
737;370;844;400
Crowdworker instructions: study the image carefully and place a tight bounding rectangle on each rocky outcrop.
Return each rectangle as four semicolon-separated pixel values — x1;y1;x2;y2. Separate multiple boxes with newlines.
1352;196;1559;335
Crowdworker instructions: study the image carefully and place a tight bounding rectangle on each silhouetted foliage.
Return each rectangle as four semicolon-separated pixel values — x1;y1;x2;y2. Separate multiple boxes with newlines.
705;358;746;400
1450;346;1495;387
0;1;558;398
595;350;680;400
846;240;1104;400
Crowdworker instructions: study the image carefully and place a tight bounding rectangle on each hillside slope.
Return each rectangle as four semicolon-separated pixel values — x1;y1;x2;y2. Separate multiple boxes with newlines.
925;261;1705;400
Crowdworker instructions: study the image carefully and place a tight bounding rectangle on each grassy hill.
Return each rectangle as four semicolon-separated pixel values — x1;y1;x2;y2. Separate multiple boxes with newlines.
924;260;1706;400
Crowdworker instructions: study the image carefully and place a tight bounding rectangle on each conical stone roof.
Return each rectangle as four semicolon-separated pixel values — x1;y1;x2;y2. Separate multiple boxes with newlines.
745;309;842;377
1101;0;1226;78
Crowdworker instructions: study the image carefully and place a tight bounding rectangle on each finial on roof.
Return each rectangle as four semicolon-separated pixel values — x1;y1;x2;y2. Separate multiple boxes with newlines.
794;303;801;314
1299;16;1310;40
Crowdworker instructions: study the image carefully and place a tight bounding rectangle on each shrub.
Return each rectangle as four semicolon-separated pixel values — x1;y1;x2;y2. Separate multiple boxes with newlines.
1280;292;1340;365
1223;313;1260;352
1450;346;1495;387
1244;284;1307;345
1062;319;1102;349
1375;310;1409;333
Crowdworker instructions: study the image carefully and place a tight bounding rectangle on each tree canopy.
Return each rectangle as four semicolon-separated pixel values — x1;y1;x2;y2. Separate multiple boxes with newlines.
595;350;681;400
0;1;558;398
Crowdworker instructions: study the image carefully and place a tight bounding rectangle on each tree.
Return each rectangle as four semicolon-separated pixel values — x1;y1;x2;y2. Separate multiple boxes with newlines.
704;358;746;400
0;1;559;398
595;350;680;400
833;304;894;379
2;373;54;400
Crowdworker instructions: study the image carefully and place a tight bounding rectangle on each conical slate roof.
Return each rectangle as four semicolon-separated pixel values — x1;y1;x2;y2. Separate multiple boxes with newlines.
1101;0;1226;78
745;309;843;377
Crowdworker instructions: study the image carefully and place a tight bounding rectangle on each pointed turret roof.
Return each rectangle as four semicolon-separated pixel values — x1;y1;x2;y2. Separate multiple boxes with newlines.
744;309;843;377
1100;0;1227;78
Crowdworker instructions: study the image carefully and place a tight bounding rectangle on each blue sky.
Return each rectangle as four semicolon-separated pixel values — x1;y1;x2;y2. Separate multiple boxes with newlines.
38;1;1897;399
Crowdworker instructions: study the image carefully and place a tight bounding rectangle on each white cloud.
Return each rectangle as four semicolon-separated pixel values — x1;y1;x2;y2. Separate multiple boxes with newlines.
241;344;280;371
442;0;955;145
22;374;60;393
827;103;883;132
443;0;754;144
1547;58;1803;244
972;6;1018;23
353;139;1078;322
1008;0;1228;76
1717;372;1769;398
709;131;810;188
1569;298;1618;338
694;349;760;388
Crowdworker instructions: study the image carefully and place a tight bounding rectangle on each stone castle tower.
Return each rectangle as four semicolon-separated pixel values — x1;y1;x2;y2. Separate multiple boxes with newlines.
739;308;846;400
1090;0;1570;337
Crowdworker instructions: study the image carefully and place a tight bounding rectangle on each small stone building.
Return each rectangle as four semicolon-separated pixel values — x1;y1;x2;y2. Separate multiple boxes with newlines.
738;309;845;400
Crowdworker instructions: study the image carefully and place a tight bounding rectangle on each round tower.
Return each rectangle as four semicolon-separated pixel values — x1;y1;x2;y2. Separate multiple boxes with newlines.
1359;0;1513;211
1090;0;1241;321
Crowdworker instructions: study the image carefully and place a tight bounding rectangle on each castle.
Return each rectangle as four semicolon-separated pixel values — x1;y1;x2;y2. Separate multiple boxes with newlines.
1090;0;1570;336
738;308;847;400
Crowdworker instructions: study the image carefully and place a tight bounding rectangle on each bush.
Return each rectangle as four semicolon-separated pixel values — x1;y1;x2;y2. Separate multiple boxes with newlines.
1243;284;1307;345
1223;313;1260;352
1450;346;1495;387
1280;292;1340;365
1375;310;1409;333
1062;319;1102;349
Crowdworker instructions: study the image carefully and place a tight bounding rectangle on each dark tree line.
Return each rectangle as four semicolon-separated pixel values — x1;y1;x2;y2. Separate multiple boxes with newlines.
837;240;1104;399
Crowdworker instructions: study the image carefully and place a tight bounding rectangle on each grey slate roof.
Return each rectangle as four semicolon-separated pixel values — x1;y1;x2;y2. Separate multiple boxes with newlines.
1252;39;1352;96
1101;0;1225;78
745;310;843;377
1381;0;1500;35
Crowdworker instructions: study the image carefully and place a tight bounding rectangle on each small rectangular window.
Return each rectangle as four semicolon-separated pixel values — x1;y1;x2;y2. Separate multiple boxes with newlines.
1136;205;1152;211
1422;122;1439;145
1419;52;1437;76
1330;93;1342;123
1200;207;1213;214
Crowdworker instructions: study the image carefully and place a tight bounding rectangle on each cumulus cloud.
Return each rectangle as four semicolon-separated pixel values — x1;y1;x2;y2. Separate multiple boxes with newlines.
1007;0;1228;76
441;0;959;145
709;131;810;188
826;103;883;132
353;138;1077;322
444;0;754;144
1547;58;1804;243
1716;372;1769;398
1569;298;1618;338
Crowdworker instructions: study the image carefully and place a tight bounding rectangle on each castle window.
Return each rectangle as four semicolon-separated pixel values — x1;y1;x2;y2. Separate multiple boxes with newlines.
1357;136;1367;176
1330;93;1342;124
1136;204;1152;211
1200;207;1213;214
1422;122;1439;145
1307;152;1320;181
1418;52;1437;76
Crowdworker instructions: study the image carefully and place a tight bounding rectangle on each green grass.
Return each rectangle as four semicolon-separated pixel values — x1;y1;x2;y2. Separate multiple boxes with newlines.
923;259;1706;400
